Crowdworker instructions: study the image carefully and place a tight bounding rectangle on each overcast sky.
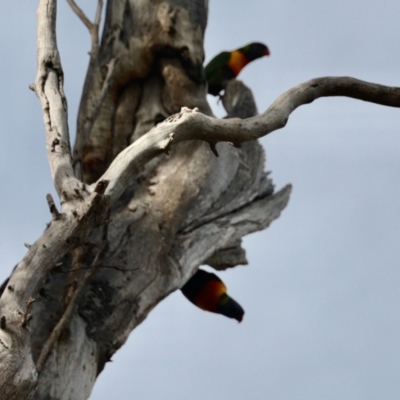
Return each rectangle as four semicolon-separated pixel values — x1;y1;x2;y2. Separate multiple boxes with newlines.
0;1;399;399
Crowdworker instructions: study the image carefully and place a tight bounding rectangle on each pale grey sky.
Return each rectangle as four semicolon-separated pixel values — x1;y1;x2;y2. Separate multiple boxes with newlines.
0;1;399;399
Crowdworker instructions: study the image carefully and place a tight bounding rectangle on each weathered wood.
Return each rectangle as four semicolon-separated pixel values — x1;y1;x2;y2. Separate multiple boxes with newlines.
30;0;80;204
1;1;399;399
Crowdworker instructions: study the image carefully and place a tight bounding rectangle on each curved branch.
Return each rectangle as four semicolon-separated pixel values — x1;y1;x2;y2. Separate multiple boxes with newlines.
99;77;400;205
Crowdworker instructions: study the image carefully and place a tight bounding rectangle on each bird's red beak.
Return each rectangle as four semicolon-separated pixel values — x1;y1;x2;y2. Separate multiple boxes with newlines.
264;49;270;56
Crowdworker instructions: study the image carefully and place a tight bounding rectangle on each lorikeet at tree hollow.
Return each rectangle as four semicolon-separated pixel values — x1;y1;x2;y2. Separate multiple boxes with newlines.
181;269;245;322
205;42;270;96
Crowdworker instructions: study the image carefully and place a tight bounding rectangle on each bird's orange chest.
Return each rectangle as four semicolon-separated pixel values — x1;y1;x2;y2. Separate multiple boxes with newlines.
195;280;226;312
227;50;249;76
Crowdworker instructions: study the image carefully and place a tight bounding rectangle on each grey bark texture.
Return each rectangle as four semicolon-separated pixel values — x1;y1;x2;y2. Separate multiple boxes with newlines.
0;0;399;399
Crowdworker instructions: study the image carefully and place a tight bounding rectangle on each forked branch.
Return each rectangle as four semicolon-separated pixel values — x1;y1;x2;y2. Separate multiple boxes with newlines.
66;0;103;56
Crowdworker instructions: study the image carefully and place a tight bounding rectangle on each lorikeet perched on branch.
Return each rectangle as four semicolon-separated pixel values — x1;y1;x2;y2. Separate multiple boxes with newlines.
205;42;270;96
181;269;245;322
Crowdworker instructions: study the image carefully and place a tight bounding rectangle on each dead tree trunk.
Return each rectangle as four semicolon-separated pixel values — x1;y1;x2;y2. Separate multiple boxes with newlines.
0;1;289;398
0;1;399;399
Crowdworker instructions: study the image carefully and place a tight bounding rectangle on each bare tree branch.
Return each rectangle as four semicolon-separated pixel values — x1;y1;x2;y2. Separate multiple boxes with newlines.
66;0;93;31
31;0;80;202
66;0;103;56
94;0;103;28
46;193;61;220
98;77;400;207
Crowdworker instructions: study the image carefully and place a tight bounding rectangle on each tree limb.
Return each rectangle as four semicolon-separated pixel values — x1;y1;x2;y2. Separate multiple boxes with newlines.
66;0;103;56
31;0;81;203
66;0;93;31
98;77;400;207
94;0;103;28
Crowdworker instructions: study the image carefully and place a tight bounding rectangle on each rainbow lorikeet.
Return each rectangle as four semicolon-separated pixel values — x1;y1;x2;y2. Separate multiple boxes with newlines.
181;269;244;322
205;42;270;96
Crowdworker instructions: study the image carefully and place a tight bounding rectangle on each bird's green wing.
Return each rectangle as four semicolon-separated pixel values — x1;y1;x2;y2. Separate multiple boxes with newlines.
204;51;231;79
